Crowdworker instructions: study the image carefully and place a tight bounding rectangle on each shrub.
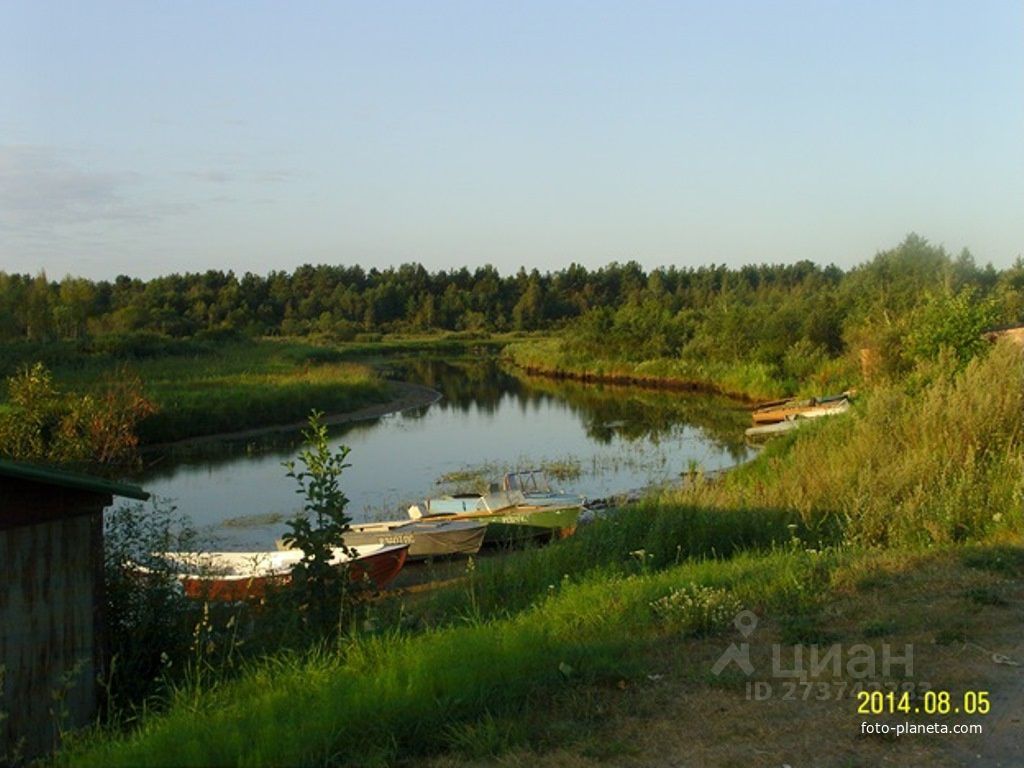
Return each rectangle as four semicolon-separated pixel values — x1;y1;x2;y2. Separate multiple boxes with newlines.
650;583;742;636
102;500;200;710
0;363;155;468
906;288;999;368
281;411;358;635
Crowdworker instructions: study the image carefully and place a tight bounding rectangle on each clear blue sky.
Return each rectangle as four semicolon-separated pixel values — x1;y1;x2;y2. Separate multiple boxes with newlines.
1;1;1021;280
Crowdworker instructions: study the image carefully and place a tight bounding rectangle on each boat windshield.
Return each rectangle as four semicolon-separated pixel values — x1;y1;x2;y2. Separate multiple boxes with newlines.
504;470;552;495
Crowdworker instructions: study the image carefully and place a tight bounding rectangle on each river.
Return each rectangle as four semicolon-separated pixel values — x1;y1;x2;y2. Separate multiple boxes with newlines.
129;356;753;549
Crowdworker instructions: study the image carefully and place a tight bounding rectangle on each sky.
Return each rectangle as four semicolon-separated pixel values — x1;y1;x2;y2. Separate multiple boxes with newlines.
1;1;1022;280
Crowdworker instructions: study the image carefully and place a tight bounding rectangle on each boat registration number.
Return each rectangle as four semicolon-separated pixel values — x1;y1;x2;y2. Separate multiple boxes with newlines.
378;534;416;545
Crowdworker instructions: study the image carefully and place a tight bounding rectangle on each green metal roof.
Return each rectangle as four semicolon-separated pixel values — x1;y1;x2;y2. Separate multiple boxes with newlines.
0;459;149;501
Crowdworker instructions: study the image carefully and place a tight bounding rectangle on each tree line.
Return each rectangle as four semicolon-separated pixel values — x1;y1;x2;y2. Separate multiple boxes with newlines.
1;235;1021;367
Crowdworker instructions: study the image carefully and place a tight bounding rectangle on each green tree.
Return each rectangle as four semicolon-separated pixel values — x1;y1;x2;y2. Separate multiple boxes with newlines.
906;288;1000;367
55;275;95;339
24;271;55;341
512;271;545;330
281;412;355;634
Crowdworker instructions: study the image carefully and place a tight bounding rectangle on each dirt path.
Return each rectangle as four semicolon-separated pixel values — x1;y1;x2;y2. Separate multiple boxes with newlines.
145;381;442;450
947;597;1024;767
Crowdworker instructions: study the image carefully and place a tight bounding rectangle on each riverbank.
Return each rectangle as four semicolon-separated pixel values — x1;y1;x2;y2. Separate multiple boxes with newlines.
0;338;398;445
0;335;529;446
502;337;794;402
145;380;442;449
62;533;1024;768
60;343;1024;767
423;542;1024;768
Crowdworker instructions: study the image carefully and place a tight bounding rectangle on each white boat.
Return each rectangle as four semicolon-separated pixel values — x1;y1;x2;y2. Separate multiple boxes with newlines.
153;543;409;599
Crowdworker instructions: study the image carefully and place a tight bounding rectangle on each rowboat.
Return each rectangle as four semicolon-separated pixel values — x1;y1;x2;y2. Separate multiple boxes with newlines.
156;543;409;601
752;390;855;424
408;490;583;543
745;420;801;438
276;519;487;561
502;470;586;508
745;398;851;439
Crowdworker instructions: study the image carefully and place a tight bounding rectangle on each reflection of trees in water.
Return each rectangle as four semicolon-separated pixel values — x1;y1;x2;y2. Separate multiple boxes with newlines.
135;354;750;481
386;356;529;413
134;418;386;481
510;371;751;460
395;356;750;460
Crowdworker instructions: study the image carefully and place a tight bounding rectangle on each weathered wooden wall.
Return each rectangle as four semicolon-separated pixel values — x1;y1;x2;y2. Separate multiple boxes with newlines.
0;482;106;761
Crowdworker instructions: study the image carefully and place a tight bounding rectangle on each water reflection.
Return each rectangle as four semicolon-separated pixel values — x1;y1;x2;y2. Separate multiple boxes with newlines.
132;356;751;549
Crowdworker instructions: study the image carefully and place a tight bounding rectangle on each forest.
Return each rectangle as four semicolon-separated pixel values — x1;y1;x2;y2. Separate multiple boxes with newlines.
2;234;1019;395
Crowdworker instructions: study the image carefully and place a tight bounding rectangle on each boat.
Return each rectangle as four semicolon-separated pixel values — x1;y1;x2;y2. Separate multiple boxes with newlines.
752;390;855;424
408;490;583;543
745;398;851;439
155;543;409;601
502;470;586;508
416;489;522;515
276;519;487;561
745;420;801;438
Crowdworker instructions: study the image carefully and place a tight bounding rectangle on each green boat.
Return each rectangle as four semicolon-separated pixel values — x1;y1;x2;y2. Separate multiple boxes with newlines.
408;490;583;543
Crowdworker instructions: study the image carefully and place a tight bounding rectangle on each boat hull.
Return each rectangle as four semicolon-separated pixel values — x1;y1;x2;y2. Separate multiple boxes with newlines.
752;392;852;424
420;505;583;544
170;544;409;601
341;520;487;560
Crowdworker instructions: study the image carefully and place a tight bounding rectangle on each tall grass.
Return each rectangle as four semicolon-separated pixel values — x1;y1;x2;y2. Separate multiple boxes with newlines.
0;338;392;444
686;342;1024;546
424;500;822;621
504;337;799;401
62;550;828;768
137;359;386;443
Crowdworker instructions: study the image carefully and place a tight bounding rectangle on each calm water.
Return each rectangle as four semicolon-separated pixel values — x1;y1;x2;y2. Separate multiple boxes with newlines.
129;357;752;549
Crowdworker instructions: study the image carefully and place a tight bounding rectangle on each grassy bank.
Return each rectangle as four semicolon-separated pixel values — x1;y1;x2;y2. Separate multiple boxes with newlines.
0;337;392;444
59;342;1024;766
0;332;538;445
424;542;1024;768
63;537;1024;767
685;342;1024;547
65;547;829;768
503;337;812;401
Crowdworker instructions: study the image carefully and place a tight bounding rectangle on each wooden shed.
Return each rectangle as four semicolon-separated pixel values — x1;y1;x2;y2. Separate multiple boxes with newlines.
0;459;148;761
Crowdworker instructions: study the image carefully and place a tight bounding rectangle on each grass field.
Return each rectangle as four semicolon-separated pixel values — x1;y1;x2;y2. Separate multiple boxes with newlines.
0;337;393;444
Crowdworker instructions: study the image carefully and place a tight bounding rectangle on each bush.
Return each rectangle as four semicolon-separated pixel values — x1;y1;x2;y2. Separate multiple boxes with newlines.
906;288;999;368
281;412;358;636
649;583;742;636
0;363;155;468
102;500;200;710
